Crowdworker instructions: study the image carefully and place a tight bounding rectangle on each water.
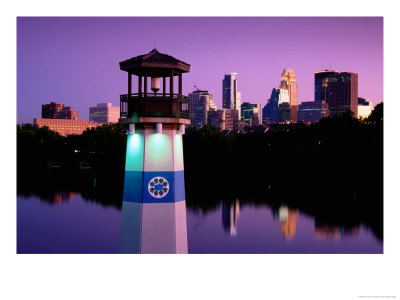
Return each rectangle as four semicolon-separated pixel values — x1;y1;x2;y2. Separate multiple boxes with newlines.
17;193;382;254
187;201;382;254
17;193;121;254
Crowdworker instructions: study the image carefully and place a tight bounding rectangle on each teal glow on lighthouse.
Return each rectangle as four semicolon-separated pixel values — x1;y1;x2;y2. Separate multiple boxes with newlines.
118;49;190;254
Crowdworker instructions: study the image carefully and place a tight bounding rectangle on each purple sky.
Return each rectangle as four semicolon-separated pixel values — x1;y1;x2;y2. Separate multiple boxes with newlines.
17;17;383;124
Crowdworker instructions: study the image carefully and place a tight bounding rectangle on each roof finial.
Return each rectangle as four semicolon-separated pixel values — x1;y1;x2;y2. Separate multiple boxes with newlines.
150;47;159;54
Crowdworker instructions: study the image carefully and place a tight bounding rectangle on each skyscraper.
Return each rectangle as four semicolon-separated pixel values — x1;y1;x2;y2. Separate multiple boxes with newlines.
207;108;239;131
262;100;273;124
262;88;290;123
222;73;241;120
241;102;261;126
315;70;358;116
279;68;298;122
207;109;226;130
188;89;217;129
314;70;338;102
225;109;239;130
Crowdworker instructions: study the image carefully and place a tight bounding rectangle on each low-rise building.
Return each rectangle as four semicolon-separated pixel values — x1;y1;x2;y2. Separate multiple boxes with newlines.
34;118;102;136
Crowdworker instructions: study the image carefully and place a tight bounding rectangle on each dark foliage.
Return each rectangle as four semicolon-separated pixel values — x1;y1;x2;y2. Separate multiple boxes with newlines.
17;123;128;208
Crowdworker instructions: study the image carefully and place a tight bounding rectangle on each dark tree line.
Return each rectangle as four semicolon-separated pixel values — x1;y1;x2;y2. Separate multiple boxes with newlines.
17;123;128;208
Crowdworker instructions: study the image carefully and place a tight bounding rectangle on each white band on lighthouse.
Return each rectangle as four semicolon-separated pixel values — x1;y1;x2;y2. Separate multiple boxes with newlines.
128;124;135;134
156;123;162;134
179;124;185;134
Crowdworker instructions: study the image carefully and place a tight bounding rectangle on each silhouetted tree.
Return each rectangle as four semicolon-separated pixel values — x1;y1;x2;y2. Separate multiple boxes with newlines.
367;102;383;125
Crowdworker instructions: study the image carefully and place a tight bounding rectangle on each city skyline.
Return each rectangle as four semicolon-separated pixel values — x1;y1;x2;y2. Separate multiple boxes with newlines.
17;17;383;124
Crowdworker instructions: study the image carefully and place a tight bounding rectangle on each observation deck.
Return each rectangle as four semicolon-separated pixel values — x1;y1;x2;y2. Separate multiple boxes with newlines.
118;49;190;125
120;93;189;120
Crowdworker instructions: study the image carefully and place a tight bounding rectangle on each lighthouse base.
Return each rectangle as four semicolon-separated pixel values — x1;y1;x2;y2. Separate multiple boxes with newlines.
119;122;188;254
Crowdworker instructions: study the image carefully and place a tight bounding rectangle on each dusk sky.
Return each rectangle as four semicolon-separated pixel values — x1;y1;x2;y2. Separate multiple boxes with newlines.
17;17;383;123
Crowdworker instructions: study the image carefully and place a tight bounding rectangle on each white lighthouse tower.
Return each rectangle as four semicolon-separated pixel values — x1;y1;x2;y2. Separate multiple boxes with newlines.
118;49;190;254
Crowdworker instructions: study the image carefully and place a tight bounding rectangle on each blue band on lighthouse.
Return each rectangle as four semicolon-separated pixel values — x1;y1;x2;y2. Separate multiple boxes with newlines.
123;129;186;204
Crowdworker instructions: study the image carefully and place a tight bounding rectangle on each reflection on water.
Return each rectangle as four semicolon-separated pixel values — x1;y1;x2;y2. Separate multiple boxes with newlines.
39;191;79;205
271;206;299;240
278;206;299;240
119;201;188;254
315;221;360;240
17;193;383;254
222;199;241;236
17;193;121;254
187;200;382;254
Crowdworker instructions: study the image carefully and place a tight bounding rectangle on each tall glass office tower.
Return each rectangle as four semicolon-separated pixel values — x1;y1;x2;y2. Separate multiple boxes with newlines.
279;68;298;122
222;73;241;120
262;88;290;123
188;90;217;129
315;70;358;116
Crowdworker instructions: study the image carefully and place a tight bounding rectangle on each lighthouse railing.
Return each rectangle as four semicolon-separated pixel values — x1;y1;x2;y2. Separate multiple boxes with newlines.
120;93;189;119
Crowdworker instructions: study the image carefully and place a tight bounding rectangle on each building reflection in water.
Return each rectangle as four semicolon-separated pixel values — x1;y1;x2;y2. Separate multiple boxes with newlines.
222;199;241;236
271;205;299;240
39;191;78;205
315;220;360;240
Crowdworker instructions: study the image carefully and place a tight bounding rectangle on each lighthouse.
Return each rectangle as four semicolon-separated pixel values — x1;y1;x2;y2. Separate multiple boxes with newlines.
118;49;190;254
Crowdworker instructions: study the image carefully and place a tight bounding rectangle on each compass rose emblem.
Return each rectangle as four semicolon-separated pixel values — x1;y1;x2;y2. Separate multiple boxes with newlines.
148;177;170;198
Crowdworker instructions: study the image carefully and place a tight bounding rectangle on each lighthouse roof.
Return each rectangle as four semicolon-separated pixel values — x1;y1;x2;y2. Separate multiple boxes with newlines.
119;49;191;76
